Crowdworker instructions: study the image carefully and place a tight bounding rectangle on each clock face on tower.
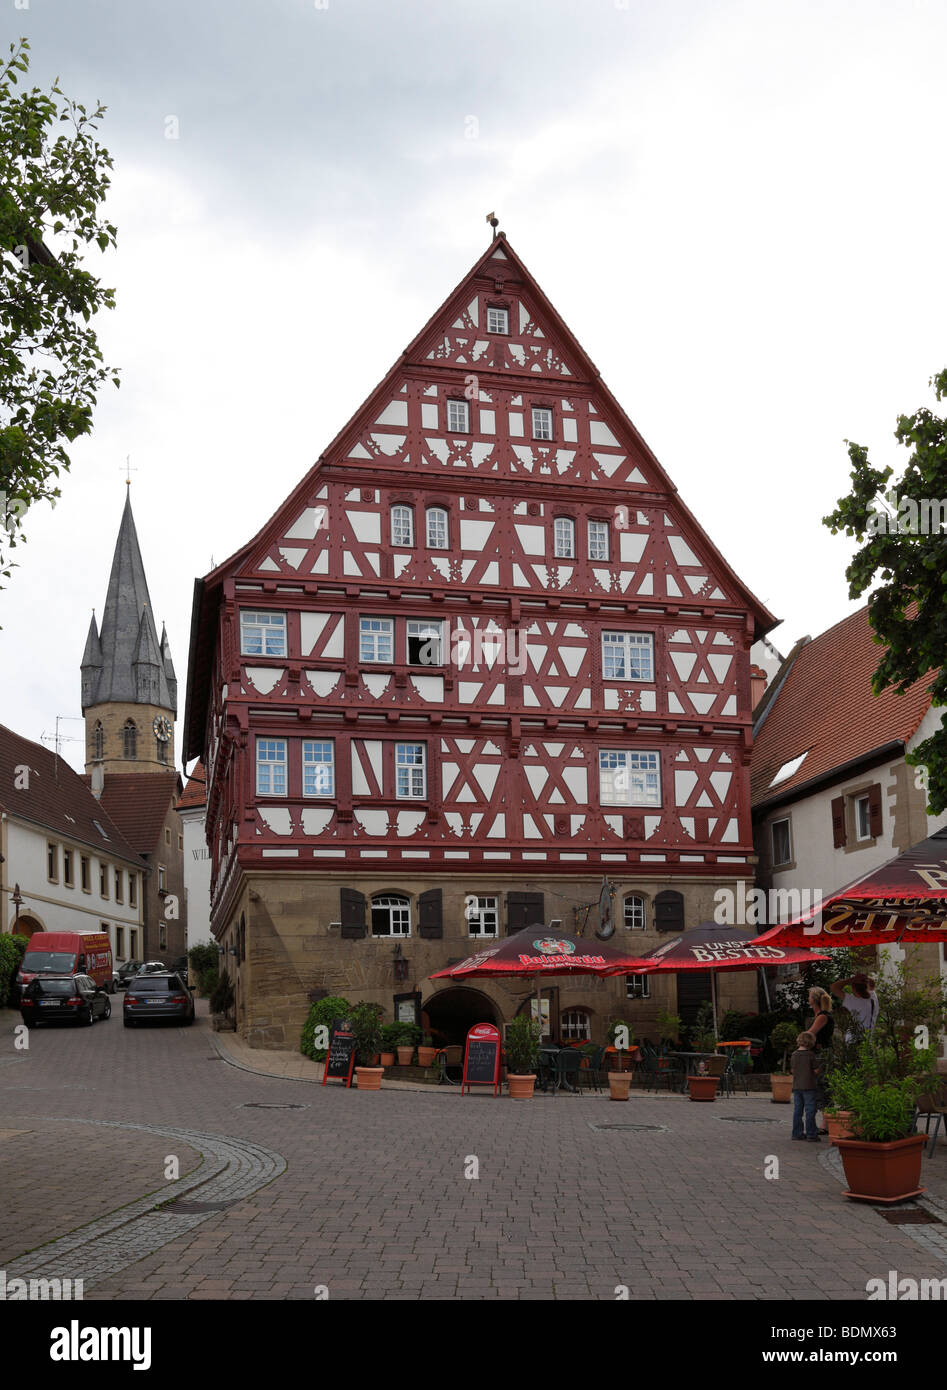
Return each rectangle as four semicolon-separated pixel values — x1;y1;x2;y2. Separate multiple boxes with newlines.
153;715;172;743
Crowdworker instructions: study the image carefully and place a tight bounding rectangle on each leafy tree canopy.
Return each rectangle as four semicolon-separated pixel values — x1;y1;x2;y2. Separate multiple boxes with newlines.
0;37;118;585
824;370;947;814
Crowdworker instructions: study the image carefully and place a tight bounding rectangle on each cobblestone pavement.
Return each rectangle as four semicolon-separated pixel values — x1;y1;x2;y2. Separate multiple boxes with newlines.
3;1004;947;1301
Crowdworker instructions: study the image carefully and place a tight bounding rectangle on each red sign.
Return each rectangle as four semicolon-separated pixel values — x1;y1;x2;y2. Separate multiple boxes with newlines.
462;1022;501;1096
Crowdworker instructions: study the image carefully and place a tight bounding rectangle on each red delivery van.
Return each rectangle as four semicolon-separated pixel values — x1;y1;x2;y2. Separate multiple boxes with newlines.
17;931;113;996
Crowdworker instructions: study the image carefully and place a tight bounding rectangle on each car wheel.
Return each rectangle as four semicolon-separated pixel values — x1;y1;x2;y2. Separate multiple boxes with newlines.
102;1000;111;1020
184;1012;194;1026
83;1006;94;1026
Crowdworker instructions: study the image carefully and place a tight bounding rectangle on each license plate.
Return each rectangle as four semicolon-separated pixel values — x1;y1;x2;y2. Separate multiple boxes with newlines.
148;999;166;1004
39;1001;59;1007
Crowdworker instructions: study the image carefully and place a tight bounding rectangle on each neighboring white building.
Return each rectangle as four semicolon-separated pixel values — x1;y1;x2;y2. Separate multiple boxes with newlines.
178;762;212;948
751;606;947;998
0;725;146;962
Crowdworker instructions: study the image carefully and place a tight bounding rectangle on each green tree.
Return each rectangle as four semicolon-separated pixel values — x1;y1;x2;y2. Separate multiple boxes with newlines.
0;37;118;584
823;369;947;814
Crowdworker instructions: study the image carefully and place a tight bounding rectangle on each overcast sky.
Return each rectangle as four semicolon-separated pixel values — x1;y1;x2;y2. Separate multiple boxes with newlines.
3;0;946;774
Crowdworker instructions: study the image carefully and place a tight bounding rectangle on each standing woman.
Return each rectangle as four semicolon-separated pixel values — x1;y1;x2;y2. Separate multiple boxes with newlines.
807;987;835;1135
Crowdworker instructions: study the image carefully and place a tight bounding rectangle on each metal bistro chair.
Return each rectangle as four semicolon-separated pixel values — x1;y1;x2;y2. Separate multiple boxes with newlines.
723;1052;751;1098
914;1083;947;1156
556;1048;583;1095
435;1045;464;1085
702;1054;728;1094
582;1045;608;1093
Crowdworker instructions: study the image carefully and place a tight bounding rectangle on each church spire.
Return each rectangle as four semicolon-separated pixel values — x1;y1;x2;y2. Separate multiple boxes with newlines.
82;491;176;714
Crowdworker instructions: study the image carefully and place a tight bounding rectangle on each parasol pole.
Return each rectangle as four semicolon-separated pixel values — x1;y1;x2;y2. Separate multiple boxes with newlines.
759;966;771;1010
711;971;718;1037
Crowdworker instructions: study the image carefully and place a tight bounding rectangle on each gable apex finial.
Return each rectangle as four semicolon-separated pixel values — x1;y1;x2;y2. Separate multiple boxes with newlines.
485;211;499;242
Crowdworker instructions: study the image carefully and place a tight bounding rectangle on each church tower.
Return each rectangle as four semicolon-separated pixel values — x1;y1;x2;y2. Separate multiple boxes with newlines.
82;490;177;780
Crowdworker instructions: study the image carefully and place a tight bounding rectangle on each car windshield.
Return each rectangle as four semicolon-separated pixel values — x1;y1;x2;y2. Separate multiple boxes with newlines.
129;977;181;992
22;952;74;973
34;979;78;996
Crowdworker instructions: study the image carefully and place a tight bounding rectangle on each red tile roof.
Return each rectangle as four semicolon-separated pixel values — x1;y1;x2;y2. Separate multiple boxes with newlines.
92;773;179;855
751;605;936;807
0;725;145;866
178;762;207;810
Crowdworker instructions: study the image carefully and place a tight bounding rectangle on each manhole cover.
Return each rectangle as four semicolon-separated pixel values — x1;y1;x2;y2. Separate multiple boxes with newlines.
239;1103;308;1110
717;1116;780;1123
159;1199;241;1215
880;1208;942;1225
587;1122;665;1133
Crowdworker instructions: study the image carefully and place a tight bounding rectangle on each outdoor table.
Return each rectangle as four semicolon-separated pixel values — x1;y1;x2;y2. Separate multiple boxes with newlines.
668;1051;719;1092
715;1040;751;1051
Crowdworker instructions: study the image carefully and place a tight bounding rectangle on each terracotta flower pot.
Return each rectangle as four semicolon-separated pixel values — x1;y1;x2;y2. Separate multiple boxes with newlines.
379;1052;395;1068
608;1072;632;1101
688;1075;719;1102
354;1067;384;1091
826;1110;855;1143
835;1132;926;1204
396;1046;415;1066
417;1046;438;1068
770;1073;793;1104
508;1073;536;1099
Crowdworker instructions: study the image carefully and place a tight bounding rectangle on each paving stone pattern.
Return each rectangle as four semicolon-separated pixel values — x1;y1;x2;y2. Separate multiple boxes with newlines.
3;1003;947;1301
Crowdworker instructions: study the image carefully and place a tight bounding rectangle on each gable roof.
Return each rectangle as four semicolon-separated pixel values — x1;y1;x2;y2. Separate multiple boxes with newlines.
178;762;207;810
184;235;776;758
0;725;146;867
92;773;181;855
751;605;936;809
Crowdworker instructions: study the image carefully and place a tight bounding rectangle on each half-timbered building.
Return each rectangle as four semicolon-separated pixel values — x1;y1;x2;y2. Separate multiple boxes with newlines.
184;234;776;1049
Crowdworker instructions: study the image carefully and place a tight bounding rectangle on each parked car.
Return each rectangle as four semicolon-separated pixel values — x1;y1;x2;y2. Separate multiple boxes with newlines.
136;961;169;975
123;973;195;1027
115;960;143;989
17;930;113;1000
19;974;111;1028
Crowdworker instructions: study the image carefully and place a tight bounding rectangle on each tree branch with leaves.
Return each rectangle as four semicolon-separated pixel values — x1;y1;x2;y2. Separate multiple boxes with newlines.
0;37;118;585
824;369;947;815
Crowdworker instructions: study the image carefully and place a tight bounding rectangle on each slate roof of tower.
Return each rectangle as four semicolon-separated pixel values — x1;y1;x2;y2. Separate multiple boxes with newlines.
82;491;176;712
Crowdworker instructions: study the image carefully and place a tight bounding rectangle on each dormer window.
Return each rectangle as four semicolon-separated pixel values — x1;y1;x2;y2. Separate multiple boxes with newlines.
447;399;470;433
487;306;509;334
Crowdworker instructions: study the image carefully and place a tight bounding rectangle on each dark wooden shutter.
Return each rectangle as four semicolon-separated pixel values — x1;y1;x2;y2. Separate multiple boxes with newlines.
831;796;847;848
507;891;544;935
868;783;883;838
654;889;685;933
418;888;443;939
340;888;366;939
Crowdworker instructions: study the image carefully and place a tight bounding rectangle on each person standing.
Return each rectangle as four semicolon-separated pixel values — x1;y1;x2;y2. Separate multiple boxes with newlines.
791;1031;821;1141
831;972;878;1040
806;987;835;1134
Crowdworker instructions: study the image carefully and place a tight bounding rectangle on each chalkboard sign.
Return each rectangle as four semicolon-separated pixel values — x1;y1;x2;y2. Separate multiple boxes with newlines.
462;1023;501;1096
322;1020;356;1088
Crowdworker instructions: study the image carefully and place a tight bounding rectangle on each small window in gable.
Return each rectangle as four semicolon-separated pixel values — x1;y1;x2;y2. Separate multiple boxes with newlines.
486;306;509;334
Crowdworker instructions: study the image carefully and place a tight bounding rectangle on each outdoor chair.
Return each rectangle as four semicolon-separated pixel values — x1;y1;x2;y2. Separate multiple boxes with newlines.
914;1084;947;1156
703;1055;727;1092
556;1049;583;1094
723;1053;751;1097
579;1045;607;1092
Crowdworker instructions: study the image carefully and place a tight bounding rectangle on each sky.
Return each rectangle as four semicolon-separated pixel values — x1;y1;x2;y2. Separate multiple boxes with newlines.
2;0;946;775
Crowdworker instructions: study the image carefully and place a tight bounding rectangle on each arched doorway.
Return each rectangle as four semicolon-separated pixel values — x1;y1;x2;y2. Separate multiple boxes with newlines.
13;913;44;938
423;987;499;1046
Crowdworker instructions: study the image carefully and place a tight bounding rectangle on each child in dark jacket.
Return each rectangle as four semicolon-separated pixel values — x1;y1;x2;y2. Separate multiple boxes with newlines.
791;1031;820;1142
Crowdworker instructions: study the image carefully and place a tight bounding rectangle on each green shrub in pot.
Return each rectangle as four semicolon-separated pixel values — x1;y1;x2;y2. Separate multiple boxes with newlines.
504;1015;541;1075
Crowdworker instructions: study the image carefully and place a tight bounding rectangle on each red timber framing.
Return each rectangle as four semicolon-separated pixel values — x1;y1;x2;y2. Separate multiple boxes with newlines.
184;235;776;922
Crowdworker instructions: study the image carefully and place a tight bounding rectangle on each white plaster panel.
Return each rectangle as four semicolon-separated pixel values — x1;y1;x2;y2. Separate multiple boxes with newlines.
346;510;382;543
245;667;282;694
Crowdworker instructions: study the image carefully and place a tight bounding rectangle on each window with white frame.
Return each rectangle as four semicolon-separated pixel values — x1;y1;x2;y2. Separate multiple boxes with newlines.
447;399;470;433
561;1008;592;1041
602;631;655;682
240;610;287;657
395;743;426;799
466;895;498;937
532;406;553;440
359;617;394;663
371;894;411;937
407;620;444;666
486;306;509;334
157;864;167;891
599;750;661;806
588;519;610;561
626;974;651;999
624;895;646;930
554;517;575;558
771;817;792;866
256;739;287;796
391;505;414;547
303;741;335;797
855;795;871;841
426;507;449;549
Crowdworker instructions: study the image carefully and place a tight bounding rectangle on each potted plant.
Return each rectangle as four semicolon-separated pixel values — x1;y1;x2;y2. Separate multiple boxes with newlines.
656;1009;682;1050
350;1002;385;1090
417;1032;438;1069
504;1014;541;1099
768;1022;798;1103
687;1060;719;1102
379;1022;401;1068
396;1021;420;1065
834;1037;933;1202
210;969;235;1031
